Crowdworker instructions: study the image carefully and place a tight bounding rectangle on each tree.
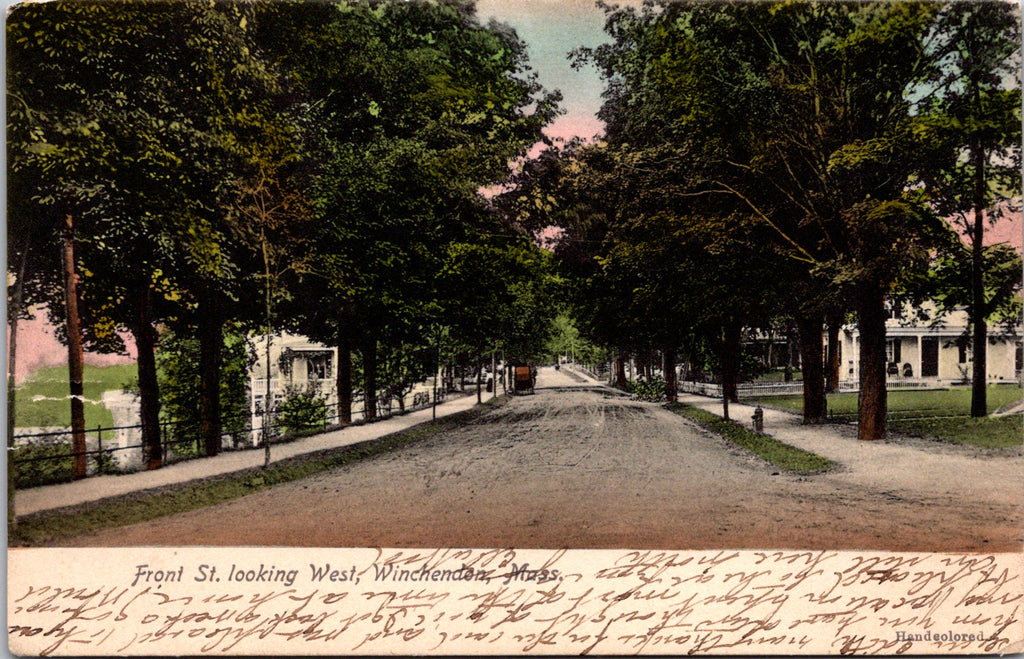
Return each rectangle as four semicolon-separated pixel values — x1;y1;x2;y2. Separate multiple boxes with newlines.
8;1;295;467
157;325;251;453
224;168;312;464
916;1;1022;416
259;0;559;422
579;1;949;438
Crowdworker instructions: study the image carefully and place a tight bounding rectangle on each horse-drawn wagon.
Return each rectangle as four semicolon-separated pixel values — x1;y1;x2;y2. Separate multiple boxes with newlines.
512;363;536;395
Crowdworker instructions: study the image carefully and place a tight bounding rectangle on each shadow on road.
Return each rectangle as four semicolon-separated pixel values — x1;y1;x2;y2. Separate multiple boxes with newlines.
530;384;626;396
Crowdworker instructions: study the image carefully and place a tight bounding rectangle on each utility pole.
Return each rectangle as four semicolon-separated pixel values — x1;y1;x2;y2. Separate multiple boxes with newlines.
433;331;440;421
262;232;273;468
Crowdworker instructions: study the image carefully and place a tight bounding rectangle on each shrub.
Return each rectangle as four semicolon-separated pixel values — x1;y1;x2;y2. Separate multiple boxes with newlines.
628;378;667;402
10;443;120;488
278;390;328;435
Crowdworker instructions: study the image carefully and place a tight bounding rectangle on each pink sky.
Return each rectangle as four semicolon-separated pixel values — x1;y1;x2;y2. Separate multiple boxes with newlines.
8;312;136;383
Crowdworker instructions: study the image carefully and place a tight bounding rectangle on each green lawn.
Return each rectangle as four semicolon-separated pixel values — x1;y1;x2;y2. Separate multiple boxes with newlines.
890;415;1022;449
743;385;1023;448
749;368;802;383
13;364;137;430
744;384;1022;417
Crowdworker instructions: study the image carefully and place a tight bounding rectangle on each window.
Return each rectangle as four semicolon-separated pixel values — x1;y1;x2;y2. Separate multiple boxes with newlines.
306;353;333;380
958;342;971;364
886;339;902;363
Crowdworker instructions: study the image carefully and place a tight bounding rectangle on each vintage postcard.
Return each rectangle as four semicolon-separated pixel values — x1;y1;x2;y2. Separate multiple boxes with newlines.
7;0;1023;655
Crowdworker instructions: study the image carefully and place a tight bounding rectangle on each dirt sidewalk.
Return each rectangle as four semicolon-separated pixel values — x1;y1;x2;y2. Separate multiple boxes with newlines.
14;391;485;517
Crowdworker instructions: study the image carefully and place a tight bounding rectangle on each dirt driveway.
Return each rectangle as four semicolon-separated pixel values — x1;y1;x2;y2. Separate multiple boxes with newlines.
65;367;1022;551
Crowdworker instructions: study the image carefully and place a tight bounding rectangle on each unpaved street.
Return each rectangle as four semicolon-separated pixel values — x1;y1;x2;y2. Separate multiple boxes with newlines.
66;368;1022;551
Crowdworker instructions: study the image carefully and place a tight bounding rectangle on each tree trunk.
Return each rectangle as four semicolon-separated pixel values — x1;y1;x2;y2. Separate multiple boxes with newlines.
796;312;826;423
336;320;352;425
363;338;377;422
825;311;842;394
63;216;88;479
198;296;223;457
636;349;649;381
968;13;988;418
8;244;28;530
133;278;162;468
663;344;677;403
857;285;887;440
721;323;741;404
615;354;627;389
476;357;482;404
970;139;988;417
784;322;796;381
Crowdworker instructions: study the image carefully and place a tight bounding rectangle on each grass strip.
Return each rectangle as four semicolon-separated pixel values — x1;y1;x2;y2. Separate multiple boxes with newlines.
666;402;835;474
889;414;1023;449
10;397;507;547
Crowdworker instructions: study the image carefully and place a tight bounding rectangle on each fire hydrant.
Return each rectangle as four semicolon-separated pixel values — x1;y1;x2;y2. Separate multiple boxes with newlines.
752;406;764;433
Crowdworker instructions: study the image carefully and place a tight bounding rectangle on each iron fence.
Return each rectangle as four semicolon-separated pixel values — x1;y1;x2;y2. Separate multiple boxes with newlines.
10;388;448;490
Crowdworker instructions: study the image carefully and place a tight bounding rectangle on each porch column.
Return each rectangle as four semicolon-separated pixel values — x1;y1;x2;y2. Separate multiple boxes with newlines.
916;335;922;383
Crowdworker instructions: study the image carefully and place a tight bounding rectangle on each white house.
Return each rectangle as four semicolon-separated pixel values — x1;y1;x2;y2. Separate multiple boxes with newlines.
837;305;1022;387
248;333;338;444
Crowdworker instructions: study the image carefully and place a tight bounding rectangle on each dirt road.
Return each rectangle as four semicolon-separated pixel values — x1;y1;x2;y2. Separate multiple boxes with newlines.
65;367;1022;551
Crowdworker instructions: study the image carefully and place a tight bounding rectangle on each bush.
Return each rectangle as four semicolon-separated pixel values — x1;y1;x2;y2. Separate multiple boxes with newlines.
628;378;667;402
10;442;119;489
11;443;75;488
278;390;328;435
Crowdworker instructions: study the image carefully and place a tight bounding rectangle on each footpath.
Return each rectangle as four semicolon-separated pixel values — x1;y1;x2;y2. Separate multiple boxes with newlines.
677;393;1020;503
678;392;866;460
15;391;486;518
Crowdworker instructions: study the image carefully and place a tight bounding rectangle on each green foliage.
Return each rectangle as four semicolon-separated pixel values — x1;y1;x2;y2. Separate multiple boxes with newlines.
545;313;610;365
156;327;250;448
278;390;328;435
8;0;286;328
10;442;118;489
910;243;1024;331
686;346;771;384
263;2;559;399
378;342;434;404
439;238;560;364
627;378;667;402
11;443;77;488
517;0;1019;435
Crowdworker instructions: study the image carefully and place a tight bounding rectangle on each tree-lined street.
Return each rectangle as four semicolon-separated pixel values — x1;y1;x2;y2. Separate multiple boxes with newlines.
55;368;1021;551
